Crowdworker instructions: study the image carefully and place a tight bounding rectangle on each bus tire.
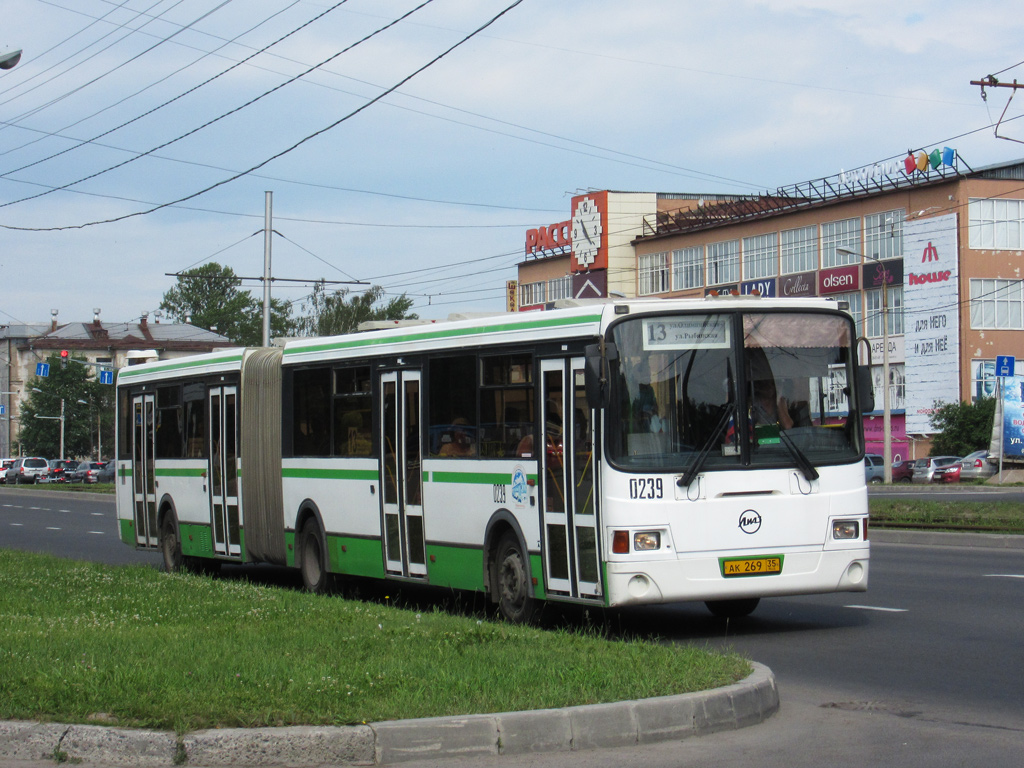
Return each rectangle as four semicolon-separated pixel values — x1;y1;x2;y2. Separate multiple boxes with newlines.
160;516;184;573
705;598;760;618
300;519;330;594
495;532;537;624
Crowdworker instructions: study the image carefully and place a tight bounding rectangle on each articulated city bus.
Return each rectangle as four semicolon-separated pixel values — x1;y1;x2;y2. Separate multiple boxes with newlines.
115;296;872;622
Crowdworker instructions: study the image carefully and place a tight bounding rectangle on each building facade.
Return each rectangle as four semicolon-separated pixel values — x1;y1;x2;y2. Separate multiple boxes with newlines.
515;152;1024;461
1;311;232;457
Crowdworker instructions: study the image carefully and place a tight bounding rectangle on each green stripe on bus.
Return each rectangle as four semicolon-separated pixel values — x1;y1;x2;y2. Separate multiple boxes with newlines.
327;534;385;579
429;470;536;485
117;353;244;378
282;468;380;481
530;553;545;600
285;313;602;356
154;467;206;478
119;518;134;546
424;543;485;592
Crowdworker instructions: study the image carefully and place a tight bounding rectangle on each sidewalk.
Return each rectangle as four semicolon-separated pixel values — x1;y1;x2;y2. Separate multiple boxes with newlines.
0;663;777;767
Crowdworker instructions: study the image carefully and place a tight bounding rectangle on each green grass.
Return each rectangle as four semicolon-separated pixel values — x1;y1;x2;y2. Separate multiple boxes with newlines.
0;550;749;733
869;498;1024;533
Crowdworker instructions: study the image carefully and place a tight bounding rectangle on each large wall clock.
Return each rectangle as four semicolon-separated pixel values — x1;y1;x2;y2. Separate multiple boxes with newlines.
571;196;602;269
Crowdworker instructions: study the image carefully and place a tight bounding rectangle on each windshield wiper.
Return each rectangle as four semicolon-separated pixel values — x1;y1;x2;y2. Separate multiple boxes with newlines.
779;428;819;481
677;402;734;489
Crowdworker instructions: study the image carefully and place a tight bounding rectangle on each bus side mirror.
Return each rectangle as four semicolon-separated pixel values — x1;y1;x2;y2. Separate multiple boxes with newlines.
856;366;875;413
584;341;617;410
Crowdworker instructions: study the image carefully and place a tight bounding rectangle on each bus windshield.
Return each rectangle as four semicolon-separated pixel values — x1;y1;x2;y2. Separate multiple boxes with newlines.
607;310;862;472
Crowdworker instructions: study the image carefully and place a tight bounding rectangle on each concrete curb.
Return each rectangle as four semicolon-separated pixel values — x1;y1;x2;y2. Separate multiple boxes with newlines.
0;663;778;766
870;528;1024;549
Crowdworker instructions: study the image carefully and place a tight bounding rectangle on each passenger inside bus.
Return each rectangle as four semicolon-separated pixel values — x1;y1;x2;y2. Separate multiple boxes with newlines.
438;417;476;457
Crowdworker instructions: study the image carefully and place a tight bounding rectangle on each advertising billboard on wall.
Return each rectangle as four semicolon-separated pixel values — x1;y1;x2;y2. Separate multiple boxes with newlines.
1001;375;1024;458
903;213;959;433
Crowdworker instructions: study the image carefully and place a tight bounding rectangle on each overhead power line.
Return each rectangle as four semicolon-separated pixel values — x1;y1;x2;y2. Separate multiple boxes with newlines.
0;0;528;233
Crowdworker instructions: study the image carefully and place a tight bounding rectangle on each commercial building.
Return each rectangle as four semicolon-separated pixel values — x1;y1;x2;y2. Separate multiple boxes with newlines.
515;152;1024;461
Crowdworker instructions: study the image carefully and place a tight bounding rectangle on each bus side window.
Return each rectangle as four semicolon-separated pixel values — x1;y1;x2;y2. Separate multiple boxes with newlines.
155;385;184;459
480;354;534;458
183;385;206;459
293;367;331;457
429;356;478;458
333;366;372;456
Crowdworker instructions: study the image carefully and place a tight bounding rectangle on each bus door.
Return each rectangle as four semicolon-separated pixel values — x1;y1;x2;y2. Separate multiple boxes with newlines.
208;385;241;557
379;370;426;579
132;393;158;547
540;358;601;600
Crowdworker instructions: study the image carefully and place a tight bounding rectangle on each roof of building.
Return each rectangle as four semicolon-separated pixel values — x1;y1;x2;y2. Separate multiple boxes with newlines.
637;155;1024;240
3;319;231;352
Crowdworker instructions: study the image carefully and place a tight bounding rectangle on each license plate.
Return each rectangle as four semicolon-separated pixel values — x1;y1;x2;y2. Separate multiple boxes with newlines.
721;556;783;577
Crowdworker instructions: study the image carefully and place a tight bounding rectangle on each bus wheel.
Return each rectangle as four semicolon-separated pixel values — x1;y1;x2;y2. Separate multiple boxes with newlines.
300;520;330;594
705;598;760;618
495;532;536;624
160;517;184;573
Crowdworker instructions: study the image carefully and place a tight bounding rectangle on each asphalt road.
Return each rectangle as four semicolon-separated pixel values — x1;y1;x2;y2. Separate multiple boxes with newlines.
1;485;1022;767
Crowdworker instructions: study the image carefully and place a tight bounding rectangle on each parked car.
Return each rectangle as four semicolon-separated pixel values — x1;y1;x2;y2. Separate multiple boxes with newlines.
5;456;50;484
71;461;107;484
959;450;996;481
0;458;14;484
42;459;78;483
864;453;885;484
933;462;962;483
95;461;116;483
890;459;913;483
911;455;961;484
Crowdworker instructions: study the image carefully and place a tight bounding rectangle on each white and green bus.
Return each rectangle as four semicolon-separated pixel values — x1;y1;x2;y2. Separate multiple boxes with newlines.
115;296;872;621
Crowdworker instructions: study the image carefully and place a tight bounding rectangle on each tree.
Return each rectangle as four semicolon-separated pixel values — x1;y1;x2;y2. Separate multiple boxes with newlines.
929;397;996;457
160;262;294;346
296;284;417;337
17;353;113;459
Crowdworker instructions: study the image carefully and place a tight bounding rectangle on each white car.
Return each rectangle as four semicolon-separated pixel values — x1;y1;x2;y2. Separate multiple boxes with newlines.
5;457;50;484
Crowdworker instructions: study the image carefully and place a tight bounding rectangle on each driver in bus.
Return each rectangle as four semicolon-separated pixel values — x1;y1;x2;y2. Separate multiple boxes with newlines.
751;377;794;430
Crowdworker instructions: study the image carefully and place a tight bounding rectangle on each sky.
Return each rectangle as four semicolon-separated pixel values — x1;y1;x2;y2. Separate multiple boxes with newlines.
2;0;1023;330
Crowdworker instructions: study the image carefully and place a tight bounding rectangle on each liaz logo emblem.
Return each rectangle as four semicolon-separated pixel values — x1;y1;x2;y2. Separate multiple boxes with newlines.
511;465;529;507
738;510;762;534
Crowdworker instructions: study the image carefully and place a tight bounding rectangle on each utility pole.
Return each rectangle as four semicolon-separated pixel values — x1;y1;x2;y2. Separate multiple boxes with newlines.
263;191;273;347
971;76;1024;144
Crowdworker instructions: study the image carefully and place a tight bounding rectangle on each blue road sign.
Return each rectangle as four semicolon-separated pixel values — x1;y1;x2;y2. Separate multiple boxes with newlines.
36;362;50;377
99;369;114;385
996;355;1016;378
0;404;5;415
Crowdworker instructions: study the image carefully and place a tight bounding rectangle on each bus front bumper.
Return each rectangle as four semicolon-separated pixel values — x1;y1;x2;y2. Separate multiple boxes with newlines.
603;547;869;607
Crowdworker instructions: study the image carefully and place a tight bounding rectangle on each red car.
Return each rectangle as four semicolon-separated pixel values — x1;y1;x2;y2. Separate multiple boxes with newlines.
932;463;962;483
890;460;913;483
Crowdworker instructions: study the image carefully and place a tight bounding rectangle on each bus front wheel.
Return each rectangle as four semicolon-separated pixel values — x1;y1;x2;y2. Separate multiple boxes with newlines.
705;598;760;618
300;520;331;594
495;532;537;624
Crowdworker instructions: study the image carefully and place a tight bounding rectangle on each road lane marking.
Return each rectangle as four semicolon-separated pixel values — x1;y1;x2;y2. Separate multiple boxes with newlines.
984;574;1024;579
9;523;23;526
88;531;105;535
91;512;104;516
46;527;61;531
846;605;908;612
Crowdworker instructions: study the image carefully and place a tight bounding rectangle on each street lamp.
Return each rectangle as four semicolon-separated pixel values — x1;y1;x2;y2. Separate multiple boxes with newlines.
31;387;65;459
838;246;892;484
77;399;102;460
0;49;22;70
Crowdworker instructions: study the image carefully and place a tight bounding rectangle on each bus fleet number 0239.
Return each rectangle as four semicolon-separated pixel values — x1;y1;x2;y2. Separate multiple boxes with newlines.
629;477;663;499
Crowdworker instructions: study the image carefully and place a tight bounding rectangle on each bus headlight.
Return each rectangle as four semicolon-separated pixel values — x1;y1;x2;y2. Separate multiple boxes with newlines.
633;531;661;551
832;520;860;540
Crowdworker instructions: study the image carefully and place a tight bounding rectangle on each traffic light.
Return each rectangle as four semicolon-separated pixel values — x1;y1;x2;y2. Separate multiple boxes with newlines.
60;350;68;369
